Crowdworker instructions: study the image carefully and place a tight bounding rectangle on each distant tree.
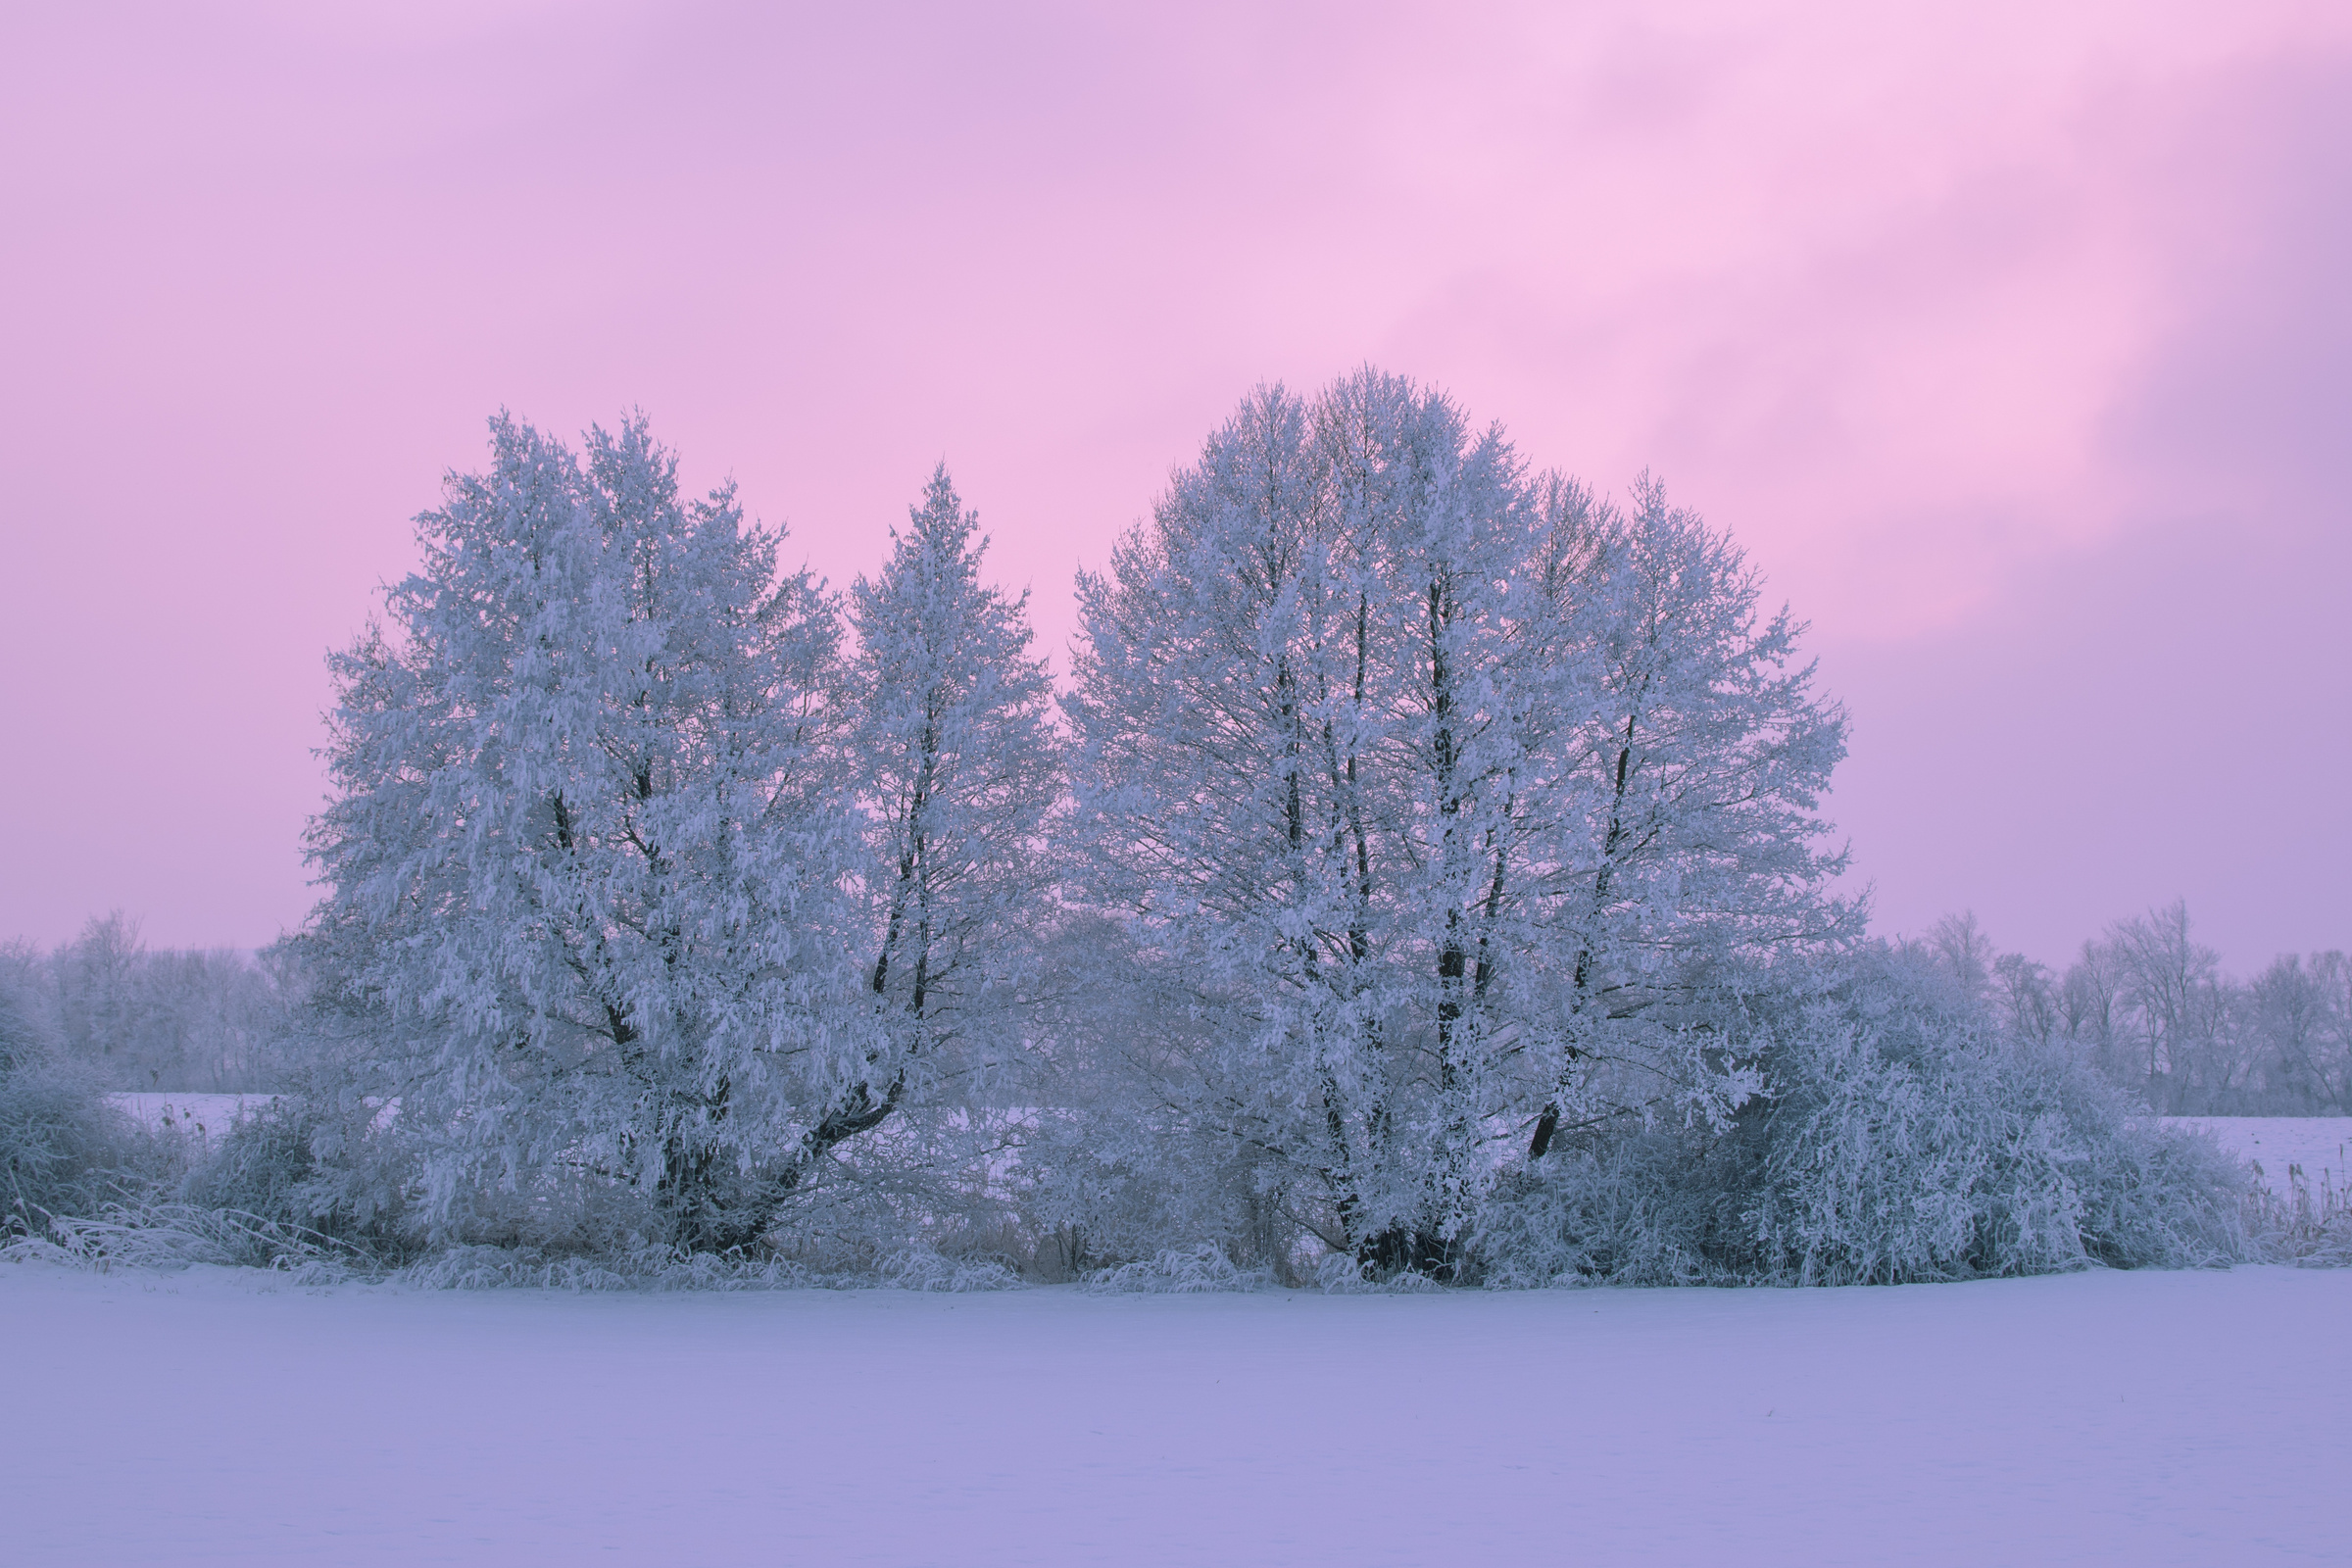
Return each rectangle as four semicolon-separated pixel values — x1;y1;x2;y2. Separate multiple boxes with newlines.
1990;952;2058;1046
1919;913;2057;1046
23;915;288;1091
2024;902;2352;1113
301;414;876;1252
2058;935;2132;1084
51;913;142;1072
2248;953;2352;1111
2108;901;2229;1110
1926;911;1997;1005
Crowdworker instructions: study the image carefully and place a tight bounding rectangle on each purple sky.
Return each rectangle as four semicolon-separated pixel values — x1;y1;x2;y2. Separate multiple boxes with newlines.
4;3;2346;971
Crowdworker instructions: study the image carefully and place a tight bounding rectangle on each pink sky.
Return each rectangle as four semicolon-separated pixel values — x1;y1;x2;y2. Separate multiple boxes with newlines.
4;2;2346;970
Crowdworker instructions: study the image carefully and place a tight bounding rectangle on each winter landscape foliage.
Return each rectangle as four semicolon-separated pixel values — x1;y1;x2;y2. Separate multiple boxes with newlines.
5;371;2345;1287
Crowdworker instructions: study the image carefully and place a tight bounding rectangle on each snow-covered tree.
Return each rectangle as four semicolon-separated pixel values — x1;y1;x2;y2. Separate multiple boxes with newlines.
1064;369;1854;1275
1520;474;1857;1160
1926;912;1998;1004
302;414;878;1252
3;915;291;1092
845;465;1061;1114
2109;900;2229;1106
1309;368;1570;1265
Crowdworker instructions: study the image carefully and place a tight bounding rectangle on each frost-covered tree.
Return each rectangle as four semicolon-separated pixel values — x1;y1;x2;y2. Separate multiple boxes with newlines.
51;913;142;1073
2058;933;2132;1080
2250;952;2352;1111
1924;906;2351;1114
20;913;289;1091
302;414;878;1252
1062;382;1386;1256
1519;473;1856;1162
1925;911;1998;1004
1064;370;1853;1275
2109;901;2229;1108
1991;951;2059;1046
845;465;1060;1113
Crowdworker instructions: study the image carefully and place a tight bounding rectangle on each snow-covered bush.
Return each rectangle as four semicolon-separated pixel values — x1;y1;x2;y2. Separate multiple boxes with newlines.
1082;1243;1271;1294
9;1200;371;1279
1480;948;2255;1287
1017;1094;1304;1284
386;1238;1020;1293
0;983;150;1242
2247;1163;2352;1267
175;1089;420;1263
3;973;387;1275
1016;1022;1302;1283
1006;917;1313;1283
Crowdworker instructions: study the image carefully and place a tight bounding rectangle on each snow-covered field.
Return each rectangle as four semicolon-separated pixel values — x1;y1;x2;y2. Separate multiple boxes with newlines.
2166;1117;2351;1200
3;1263;2345;1566
109;1092;276;1141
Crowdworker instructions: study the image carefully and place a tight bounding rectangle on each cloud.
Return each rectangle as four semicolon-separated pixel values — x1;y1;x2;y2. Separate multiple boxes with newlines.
3;3;2346;955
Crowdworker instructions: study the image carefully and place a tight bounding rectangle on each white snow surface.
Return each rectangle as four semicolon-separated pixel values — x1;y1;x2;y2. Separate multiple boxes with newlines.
2165;1117;2351;1199
3;1263;2345;1566
108;1092;276;1140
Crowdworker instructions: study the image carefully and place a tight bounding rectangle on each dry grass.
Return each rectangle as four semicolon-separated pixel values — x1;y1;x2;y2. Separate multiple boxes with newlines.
2251;1161;2352;1267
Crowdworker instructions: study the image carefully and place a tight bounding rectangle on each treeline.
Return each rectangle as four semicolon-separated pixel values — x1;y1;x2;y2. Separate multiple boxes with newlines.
12;899;2334;1115
0;916;296;1093
4;370;2333;1285
1923;906;2352;1115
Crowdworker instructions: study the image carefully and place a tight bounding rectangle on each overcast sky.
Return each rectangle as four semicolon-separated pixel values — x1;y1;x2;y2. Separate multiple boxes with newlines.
3;1;2345;969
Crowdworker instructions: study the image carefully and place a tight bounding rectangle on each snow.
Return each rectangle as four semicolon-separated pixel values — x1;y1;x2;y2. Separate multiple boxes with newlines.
108;1092;276;1141
2166;1117;2352;1199
3;1264;2345;1565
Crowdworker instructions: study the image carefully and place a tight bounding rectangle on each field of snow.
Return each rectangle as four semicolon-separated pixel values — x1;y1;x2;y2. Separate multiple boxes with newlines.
109;1092;276;1141
3;1263;2345;1566
2166;1117;2351;1200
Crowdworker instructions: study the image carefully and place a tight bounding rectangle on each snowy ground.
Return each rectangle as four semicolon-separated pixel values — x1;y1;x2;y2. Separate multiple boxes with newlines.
109;1092;276;1142
3;1264;2345;1566
2165;1117;2351;1200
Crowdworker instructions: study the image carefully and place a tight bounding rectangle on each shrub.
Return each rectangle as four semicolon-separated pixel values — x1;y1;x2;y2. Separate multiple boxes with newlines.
0;985;149;1240
173;1083;424;1264
1481;948;2256;1287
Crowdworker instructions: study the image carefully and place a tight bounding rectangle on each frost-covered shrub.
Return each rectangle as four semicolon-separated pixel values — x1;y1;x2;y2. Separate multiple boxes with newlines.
4;1077;415;1276
0;984;150;1241
12;1200;372;1278
873;1248;1026;1292
1082;1243;1270;1294
1480;949;2255;1287
1017;1097;1304;1284
176;1091;417;1261
1004;927;1321;1285
1477;1133;1730;1288
179;1099;335;1225
388;1238;1021;1293
2248;1164;2352;1267
1312;1252;1449;1294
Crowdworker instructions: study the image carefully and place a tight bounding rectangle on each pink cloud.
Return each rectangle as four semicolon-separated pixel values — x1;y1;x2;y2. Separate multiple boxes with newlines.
2;2;2344;963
